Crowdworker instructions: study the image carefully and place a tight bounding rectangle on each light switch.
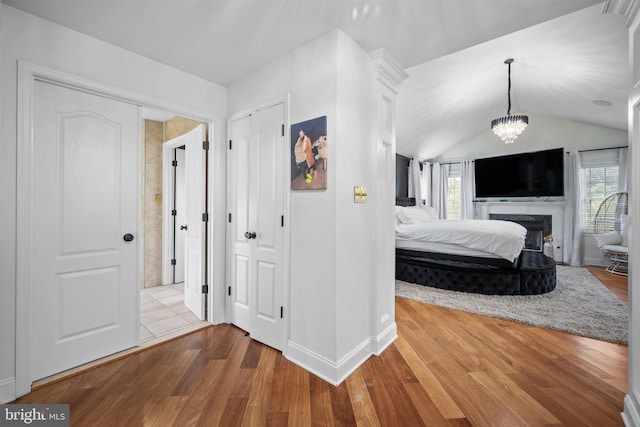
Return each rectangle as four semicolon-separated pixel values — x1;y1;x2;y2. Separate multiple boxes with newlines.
354;186;367;203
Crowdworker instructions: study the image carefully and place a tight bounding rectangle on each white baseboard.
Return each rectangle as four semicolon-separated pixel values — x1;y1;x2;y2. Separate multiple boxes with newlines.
0;377;16;404
371;322;397;356
624;392;640;426
583;257;608;267
285;337;373;386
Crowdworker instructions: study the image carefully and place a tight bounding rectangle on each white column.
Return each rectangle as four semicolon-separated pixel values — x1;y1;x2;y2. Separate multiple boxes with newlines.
617;1;640;425
369;49;408;354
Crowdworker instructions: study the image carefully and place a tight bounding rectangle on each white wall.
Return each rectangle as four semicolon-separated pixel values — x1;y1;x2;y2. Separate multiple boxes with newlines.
433;112;627;163
0;5;227;402
227;30;386;383
229;31;340;364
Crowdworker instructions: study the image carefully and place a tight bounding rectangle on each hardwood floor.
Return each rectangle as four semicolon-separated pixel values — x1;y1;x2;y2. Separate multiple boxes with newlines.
14;266;628;426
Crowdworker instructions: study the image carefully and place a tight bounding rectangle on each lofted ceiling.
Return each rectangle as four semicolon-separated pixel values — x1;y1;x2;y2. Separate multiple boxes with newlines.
3;0;628;158
397;4;629;160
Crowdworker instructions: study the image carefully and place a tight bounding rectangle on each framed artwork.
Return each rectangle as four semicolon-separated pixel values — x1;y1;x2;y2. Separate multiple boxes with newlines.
291;116;327;190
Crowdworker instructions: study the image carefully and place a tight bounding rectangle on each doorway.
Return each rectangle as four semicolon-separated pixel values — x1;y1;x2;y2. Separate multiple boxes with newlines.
141;115;209;341
16;62;218;396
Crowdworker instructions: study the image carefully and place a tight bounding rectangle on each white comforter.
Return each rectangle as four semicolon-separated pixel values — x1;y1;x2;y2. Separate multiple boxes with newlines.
396;219;526;261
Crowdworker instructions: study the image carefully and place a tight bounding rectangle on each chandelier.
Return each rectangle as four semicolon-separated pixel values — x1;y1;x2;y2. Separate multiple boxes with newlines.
491;58;528;144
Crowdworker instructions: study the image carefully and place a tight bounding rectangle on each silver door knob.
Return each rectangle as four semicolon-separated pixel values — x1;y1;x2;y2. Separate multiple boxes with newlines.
244;231;257;239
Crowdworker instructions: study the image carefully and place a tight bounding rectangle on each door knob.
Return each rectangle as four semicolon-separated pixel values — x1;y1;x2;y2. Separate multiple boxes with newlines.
180;225;188;230
244;231;257;239
123;233;134;242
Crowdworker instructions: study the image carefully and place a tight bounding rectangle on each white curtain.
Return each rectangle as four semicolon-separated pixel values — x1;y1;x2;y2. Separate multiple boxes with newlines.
431;163;449;219
618;147;628;192
459;160;475;219
408;158;422;204
563;151;582;265
421;161;431;206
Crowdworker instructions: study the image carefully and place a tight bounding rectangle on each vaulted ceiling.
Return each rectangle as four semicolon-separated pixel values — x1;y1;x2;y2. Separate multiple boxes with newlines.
4;0;628;158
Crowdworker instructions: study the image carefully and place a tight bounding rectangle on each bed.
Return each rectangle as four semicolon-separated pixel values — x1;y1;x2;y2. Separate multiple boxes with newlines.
395;197;556;295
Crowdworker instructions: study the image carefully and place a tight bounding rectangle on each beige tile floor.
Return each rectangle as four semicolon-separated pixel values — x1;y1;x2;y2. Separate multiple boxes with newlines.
140;283;208;342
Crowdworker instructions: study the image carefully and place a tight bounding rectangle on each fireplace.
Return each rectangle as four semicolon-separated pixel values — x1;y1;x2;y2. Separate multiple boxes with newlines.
490;214;552;252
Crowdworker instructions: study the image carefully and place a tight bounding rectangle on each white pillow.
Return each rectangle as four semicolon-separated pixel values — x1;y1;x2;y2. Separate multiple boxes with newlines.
594;231;622;248
396;206;432;224
620;214;629;246
421;205;439;220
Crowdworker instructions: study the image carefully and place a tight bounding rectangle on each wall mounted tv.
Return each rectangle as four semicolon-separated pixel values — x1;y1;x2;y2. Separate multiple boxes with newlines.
474;148;564;199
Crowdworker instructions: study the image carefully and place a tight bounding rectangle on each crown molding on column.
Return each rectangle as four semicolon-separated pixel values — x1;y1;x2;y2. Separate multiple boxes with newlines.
603;0;640;26
369;49;409;93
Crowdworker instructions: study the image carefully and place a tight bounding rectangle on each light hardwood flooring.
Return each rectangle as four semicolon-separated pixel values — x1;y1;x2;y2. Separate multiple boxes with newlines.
15;266;627;426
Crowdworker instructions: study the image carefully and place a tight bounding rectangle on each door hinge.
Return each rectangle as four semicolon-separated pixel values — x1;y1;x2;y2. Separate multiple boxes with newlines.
280;306;284;319
172;160;178;167
171;258;176;266
203;140;210;150
171;209;177;216
202;284;209;294
229;140;232;150
202;213;209;222
228;213;232;223
228;286;231;296
281;124;285;137
281;215;284;227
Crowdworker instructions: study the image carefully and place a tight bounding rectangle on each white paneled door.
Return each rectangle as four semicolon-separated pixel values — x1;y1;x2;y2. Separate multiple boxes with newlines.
31;81;139;381
183;124;207;320
229;103;285;351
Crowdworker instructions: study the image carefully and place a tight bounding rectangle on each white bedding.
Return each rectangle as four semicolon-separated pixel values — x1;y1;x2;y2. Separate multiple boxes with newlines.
395;219;526;261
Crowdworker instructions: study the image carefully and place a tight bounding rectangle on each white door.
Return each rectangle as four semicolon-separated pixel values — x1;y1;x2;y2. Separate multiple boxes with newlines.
183;124;207;320
229;115;252;332
229;104;285;350
31;80;139;381
174;147;186;283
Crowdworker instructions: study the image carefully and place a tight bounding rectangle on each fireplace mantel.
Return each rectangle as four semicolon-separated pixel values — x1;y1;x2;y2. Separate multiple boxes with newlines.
475;200;565;262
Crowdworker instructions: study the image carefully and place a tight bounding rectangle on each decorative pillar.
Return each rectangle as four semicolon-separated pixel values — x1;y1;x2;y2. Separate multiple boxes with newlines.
369;49;408;354
613;0;640;425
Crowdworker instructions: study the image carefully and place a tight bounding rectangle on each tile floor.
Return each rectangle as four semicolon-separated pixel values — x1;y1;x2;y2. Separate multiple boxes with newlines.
140;283;208;342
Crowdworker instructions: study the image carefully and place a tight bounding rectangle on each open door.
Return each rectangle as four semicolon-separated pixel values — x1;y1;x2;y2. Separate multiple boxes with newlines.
183;124;208;320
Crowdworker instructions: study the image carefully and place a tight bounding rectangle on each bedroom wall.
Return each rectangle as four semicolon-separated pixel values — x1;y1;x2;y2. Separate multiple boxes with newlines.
227;30;388;383
0;4;227;402
431;112;627;163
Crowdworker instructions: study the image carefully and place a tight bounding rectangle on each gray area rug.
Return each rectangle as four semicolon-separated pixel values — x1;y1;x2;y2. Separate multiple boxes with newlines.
396;266;628;344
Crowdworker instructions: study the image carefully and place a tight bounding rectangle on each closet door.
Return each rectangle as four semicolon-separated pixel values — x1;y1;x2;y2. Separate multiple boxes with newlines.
228;103;285;350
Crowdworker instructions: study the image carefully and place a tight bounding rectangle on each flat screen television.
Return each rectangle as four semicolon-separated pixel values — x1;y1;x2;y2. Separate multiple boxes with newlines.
474;148;564;198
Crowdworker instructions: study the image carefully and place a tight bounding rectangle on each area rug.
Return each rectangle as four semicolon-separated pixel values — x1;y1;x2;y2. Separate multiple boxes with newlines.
395;266;628;344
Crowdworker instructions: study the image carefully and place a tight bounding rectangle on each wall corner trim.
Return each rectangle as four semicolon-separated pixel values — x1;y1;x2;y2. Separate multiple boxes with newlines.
371;322;398;356
285;338;373;386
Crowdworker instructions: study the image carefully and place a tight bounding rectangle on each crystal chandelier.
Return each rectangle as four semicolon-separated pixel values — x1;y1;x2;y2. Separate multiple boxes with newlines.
491;58;528;144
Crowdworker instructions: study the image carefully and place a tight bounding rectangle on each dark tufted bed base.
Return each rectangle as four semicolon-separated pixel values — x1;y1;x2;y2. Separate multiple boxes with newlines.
395;249;556;295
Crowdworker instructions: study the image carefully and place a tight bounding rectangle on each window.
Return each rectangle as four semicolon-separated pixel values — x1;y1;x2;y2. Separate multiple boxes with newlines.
447;164;461;219
580;151;621;232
